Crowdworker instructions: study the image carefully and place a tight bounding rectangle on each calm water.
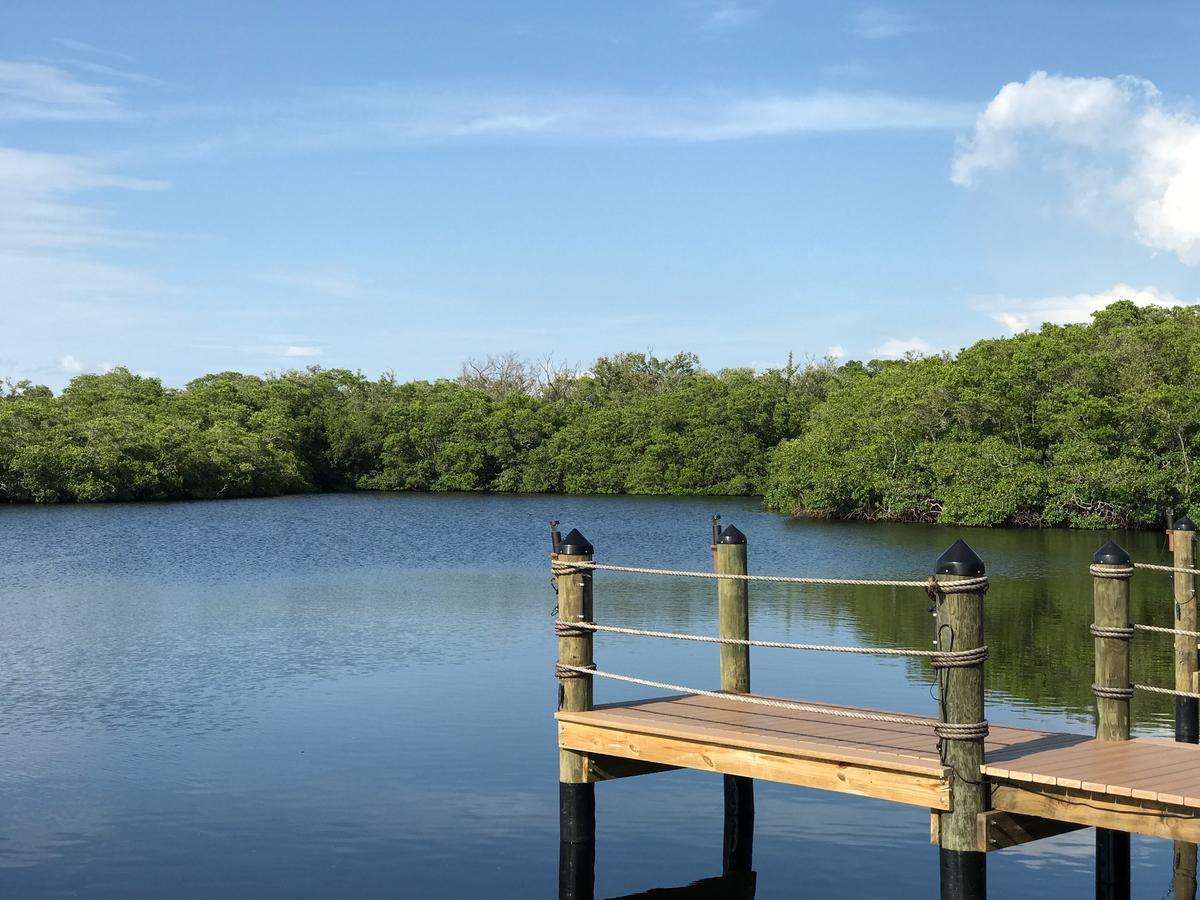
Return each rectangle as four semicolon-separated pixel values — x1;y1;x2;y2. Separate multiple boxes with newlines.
0;493;1187;898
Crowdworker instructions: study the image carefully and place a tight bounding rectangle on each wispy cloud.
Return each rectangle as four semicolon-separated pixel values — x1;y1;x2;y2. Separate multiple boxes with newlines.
0;60;123;119
953;71;1200;265
261;269;365;299
284;345;322;358
975;283;1194;334
123;85;975;162
850;6;923;40
54;38;135;63
54;58;168;88
686;1;762;32
875;336;934;358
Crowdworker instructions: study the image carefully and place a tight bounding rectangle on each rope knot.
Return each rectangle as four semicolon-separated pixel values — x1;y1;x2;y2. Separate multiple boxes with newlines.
555;663;596;680
934;720;989;741
1089;623;1135;640
554;620;593;638
1091;683;1134;700
930;645;989;669
1089;564;1134;580
551;559;593;578
926;574;989;599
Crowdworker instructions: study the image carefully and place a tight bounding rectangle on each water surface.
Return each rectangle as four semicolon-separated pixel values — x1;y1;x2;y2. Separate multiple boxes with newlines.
0;494;1185;897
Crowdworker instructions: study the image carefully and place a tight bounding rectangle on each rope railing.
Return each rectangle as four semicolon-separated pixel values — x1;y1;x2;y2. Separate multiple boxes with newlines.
1133;623;1200;639
1133;562;1200;576
553;663;988;739
551;559;988;595
555;619;987;668
1134;683;1200;700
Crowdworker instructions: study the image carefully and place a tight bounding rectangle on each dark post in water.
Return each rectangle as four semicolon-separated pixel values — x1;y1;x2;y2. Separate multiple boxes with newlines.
1172;515;1198;900
1092;539;1133;900
556;527;596;900
933;539;988;900
715;522;754;875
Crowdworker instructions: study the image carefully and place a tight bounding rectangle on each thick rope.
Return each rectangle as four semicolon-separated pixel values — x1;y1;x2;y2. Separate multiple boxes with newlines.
1135;683;1200;700
554;664;989;739
1090;564;1135;579
1090;623;1135;639
1128;691;1200;705
555;620;987;667
933;721;990;741
1133;623;1200;639
555;663;595;679
551;559;987;595
1092;683;1135;700
1134;563;1200;576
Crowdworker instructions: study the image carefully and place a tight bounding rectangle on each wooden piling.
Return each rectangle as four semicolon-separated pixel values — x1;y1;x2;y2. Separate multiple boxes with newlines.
1092;539;1133;900
556;527;596;900
1173;516;1198;900
716;523;754;875
933;539;988;900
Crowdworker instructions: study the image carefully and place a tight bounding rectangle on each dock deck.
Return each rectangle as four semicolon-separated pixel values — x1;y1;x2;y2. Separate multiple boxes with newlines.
557;693;1200;847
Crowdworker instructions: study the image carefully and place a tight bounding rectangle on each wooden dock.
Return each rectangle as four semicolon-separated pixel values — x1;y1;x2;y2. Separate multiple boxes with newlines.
558;693;1200;847
549;518;1200;899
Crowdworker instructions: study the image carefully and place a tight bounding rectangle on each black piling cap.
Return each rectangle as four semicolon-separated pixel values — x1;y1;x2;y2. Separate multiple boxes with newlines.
936;538;985;576
717;524;747;545
1093;539;1131;565
1174;515;1198;532
557;528;593;555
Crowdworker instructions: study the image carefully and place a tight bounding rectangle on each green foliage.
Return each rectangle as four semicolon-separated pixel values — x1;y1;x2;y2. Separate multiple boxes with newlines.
3;302;1199;527
762;302;1200;528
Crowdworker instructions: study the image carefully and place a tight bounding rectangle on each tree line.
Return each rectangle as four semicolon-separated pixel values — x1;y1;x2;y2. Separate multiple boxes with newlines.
1;300;1197;529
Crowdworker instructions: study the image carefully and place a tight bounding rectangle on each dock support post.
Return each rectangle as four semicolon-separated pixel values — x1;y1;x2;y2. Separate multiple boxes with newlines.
1092;540;1133;900
934;539;988;900
1173;516;1198;900
556;528;596;900
716;522;754;875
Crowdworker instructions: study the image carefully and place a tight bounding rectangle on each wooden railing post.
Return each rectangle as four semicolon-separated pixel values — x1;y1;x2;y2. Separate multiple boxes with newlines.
555;527;595;900
1092;539;1133;900
1172;515;1198;900
715;522;753;875
933;538;988;900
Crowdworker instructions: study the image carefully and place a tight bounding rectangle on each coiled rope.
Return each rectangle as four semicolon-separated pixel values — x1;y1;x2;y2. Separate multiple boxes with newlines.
554;620;986;668
1089;623;1135;639
553;663;988;739
550;559;988;596
1089;564;1135;579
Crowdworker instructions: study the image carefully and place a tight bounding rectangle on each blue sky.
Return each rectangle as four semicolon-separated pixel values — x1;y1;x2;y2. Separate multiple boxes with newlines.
3;2;1200;388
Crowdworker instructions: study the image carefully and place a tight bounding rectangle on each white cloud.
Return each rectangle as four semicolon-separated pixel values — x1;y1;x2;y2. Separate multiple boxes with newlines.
827;344;846;359
59;354;84;372
875;336;934;358
850;6;922;40
0;60;122;120
975;283;1192;334
262;269;364;299
284;345;322;358
952;71;1200;265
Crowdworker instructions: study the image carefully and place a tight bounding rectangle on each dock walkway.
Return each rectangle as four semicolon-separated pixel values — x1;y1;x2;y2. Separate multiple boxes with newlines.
558;693;1200;847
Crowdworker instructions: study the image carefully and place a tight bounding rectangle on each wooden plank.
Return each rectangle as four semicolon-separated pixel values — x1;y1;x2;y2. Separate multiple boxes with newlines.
588;754;680;781
557;707;948;776
991;782;1200;842
559;720;951;810
976;809;1086;852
